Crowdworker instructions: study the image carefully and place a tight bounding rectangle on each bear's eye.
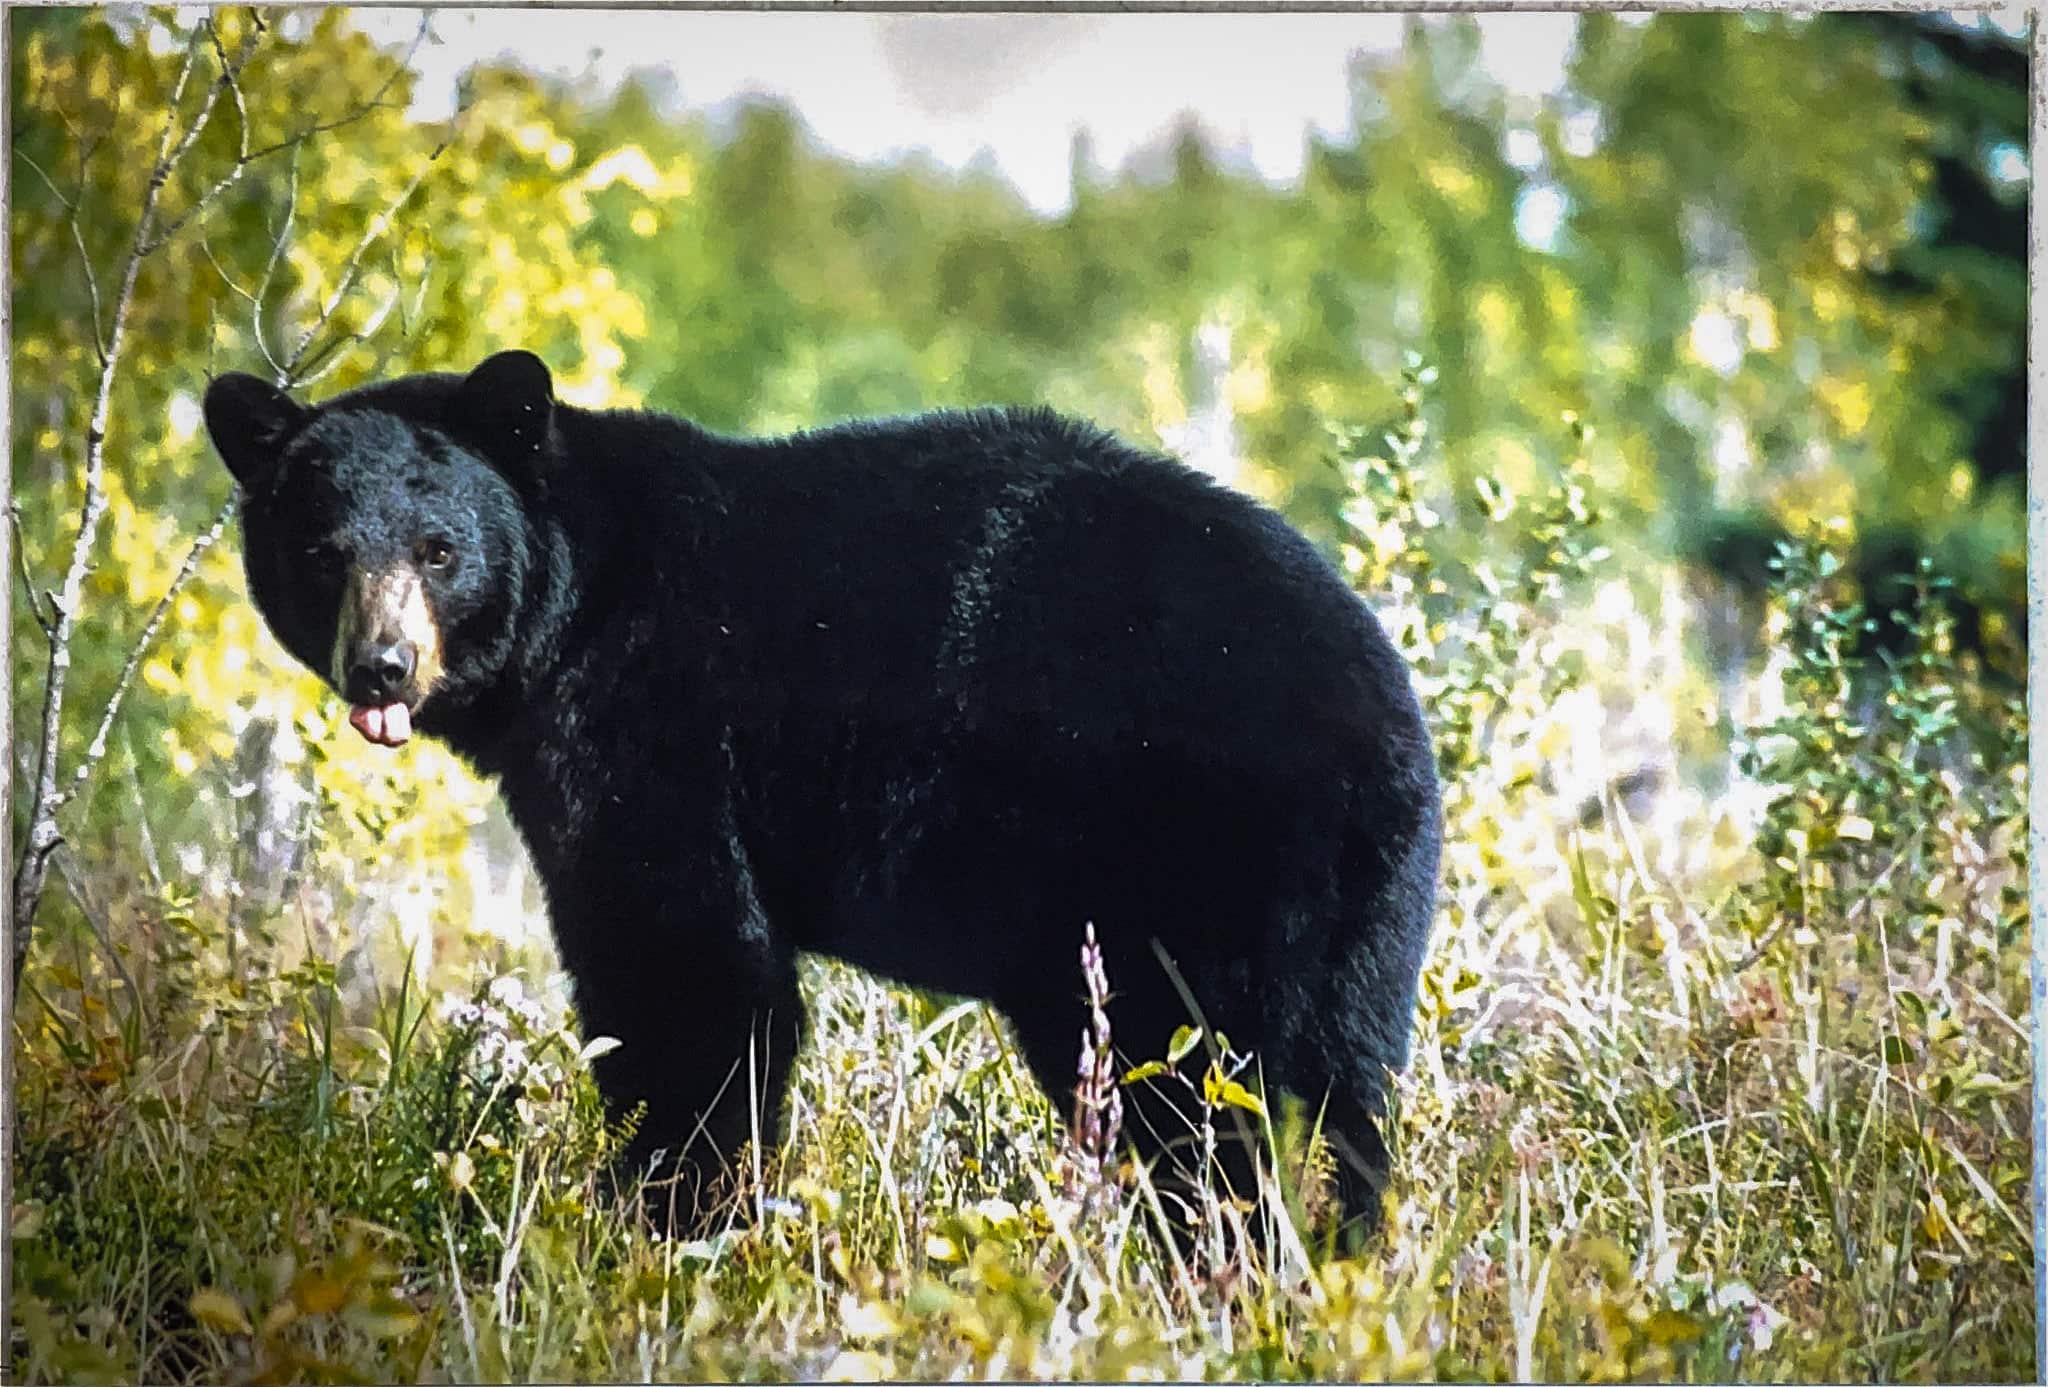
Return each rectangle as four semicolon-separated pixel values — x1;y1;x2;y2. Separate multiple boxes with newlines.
419;539;456;572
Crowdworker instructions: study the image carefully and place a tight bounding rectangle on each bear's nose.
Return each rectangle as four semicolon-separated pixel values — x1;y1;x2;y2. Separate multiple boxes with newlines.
347;640;416;704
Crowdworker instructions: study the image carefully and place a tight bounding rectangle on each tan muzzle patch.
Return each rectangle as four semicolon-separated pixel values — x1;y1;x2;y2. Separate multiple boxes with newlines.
330;562;445;702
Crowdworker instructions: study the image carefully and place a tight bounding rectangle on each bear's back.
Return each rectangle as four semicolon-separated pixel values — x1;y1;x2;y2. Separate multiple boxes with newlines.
544;403;1419;790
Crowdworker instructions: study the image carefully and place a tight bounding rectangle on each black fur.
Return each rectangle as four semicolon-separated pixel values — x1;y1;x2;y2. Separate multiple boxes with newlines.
205;352;1442;1231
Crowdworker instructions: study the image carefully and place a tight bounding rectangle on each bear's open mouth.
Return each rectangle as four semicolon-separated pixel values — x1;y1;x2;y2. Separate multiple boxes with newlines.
348;701;412;747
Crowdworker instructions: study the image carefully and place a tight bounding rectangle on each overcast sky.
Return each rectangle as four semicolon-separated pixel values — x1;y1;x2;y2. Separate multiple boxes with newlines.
354;9;1585;216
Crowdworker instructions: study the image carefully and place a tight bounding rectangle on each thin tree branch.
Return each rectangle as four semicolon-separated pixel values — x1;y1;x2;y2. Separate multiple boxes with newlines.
296;280;404;388
59;493;237;812
281;131;453;383
143;13;429;257
15;22;213;967
198;234;258;310
12;147;73;208
8;506;55;637
15;147;110;365
240;97;416;168
362;244;439;382
136;15;263;256
13;10;444;975
61;118;110;362
248;146;302;379
157;17;241;174
208;17;250;135
9;149;72;287
238;14;427;166
69;210;109;365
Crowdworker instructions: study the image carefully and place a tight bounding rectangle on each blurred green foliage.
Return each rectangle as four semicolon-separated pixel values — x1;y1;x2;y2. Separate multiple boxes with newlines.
10;9;2025;880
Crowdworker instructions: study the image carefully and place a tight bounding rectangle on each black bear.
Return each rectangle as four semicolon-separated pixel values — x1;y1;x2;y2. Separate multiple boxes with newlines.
204;350;1441;1234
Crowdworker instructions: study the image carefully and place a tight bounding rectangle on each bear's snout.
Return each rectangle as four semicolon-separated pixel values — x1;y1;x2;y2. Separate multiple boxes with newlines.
345;639;418;706
328;562;445;718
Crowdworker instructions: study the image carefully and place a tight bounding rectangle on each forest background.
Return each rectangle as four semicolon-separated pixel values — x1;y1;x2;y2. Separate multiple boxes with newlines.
5;8;2033;1383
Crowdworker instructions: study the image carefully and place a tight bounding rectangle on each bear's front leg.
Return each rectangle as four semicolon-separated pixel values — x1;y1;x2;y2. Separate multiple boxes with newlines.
546;849;803;1227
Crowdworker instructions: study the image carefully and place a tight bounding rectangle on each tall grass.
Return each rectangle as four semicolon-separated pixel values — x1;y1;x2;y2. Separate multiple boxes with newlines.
8;385;2030;1381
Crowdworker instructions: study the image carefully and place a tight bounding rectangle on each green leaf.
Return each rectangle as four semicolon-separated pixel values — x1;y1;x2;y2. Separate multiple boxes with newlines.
1216;1080;1266;1118
1166;1025;1204;1065
1203;1066;1267;1118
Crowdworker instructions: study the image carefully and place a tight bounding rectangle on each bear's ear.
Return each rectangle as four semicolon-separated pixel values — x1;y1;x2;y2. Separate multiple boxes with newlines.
203;373;308;485
455;350;555;474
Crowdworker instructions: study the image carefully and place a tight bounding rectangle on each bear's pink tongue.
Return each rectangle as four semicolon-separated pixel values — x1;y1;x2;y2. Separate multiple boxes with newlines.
348;702;412;747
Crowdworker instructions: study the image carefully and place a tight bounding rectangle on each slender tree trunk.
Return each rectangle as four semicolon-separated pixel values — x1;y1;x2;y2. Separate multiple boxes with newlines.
8;14;431;986
9;30;204;980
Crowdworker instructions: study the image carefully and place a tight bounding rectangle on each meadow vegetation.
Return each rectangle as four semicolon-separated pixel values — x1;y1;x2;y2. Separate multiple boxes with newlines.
11;372;2030;1381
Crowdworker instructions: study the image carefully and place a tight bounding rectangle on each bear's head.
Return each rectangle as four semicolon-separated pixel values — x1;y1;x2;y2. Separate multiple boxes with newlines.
204;350;557;747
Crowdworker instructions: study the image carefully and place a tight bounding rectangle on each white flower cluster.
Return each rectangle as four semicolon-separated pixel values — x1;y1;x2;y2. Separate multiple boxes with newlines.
438;974;566;1090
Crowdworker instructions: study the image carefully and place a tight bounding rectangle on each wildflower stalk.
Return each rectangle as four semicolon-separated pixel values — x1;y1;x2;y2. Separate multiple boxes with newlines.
1071;923;1123;1213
